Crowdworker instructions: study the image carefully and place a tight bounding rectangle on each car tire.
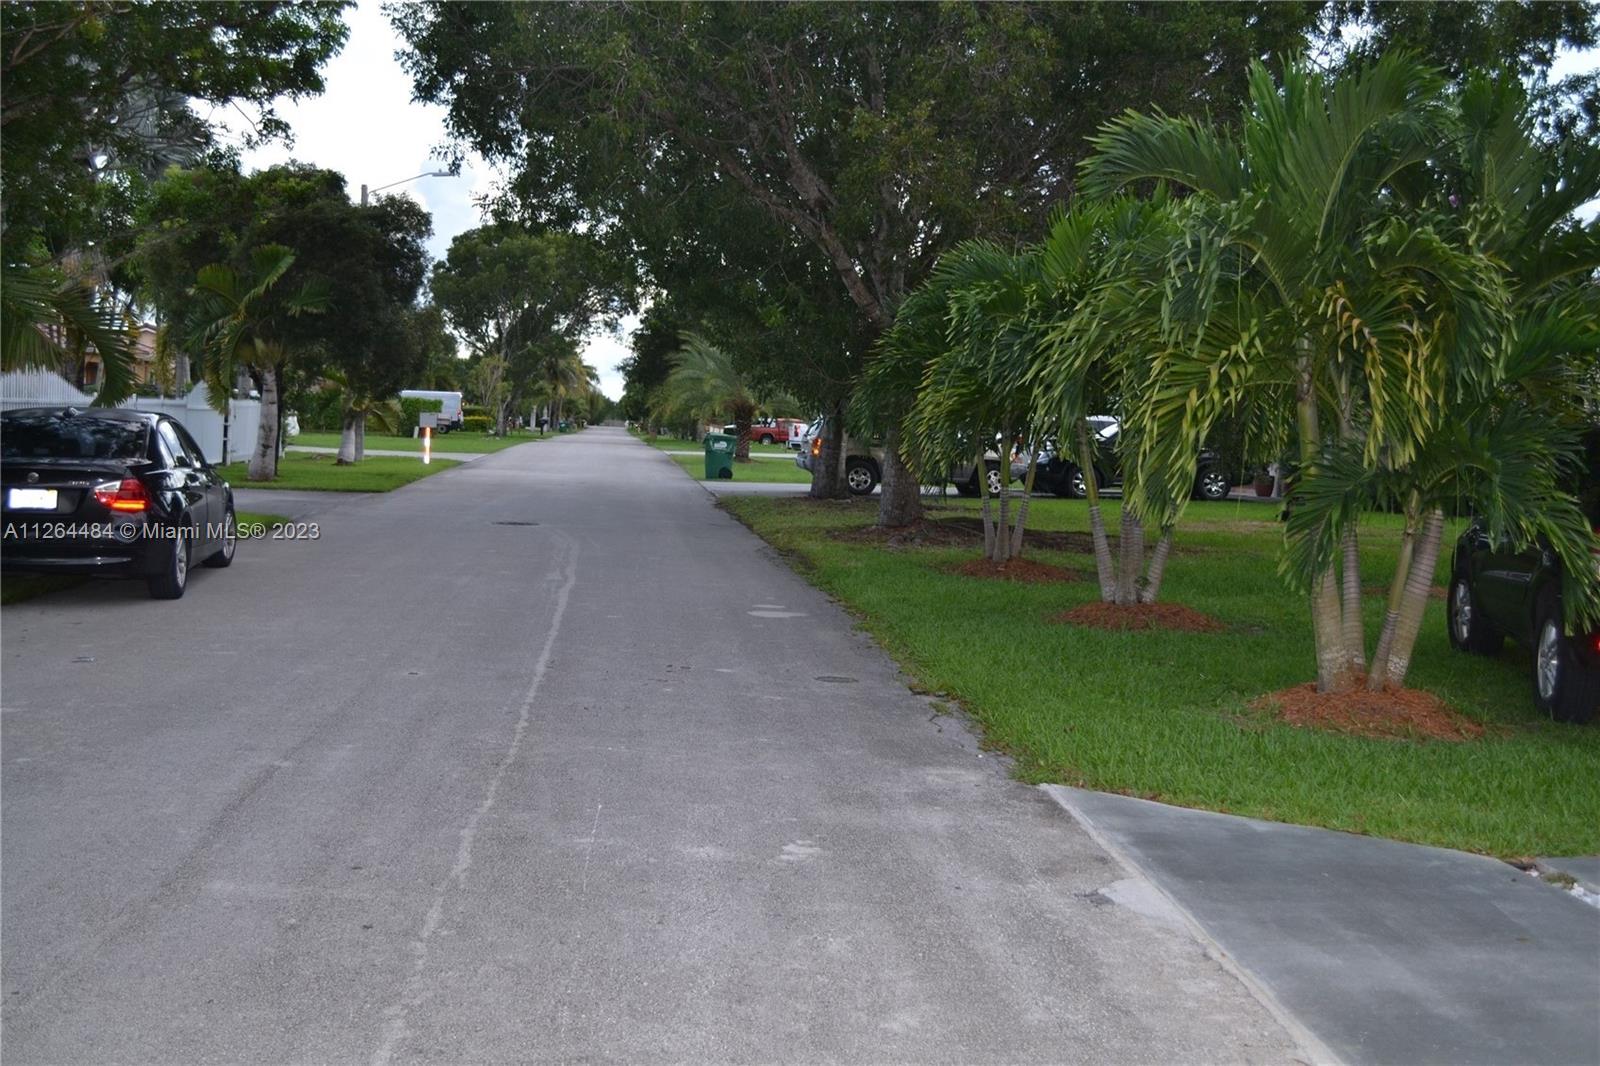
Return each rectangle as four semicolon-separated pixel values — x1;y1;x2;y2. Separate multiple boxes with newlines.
148;523;191;600
1194;466;1231;501
1061;465;1091;500
203;505;237;568
1532;590;1599;724
984;461;1003;496
954;479;978;498
845;458;879;496
1447;573;1500;654
759;434;775;445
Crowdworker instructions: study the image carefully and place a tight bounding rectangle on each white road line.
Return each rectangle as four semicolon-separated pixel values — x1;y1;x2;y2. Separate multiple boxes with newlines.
372;532;581;1066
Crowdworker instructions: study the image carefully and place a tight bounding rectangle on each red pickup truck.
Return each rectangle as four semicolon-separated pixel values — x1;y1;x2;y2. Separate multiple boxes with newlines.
723;419;807;446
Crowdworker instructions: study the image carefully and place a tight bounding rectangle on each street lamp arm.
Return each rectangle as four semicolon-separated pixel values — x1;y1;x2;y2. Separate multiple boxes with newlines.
360;169;455;206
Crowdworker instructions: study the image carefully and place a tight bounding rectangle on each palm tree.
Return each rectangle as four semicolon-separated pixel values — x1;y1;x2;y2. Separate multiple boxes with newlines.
530;340;589;435
183;245;328;481
2;261;138;405
655;335;762;460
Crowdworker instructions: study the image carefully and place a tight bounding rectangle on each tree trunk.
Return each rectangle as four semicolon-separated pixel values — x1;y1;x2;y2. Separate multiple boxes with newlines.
1376;508;1446;691
247;365;279;482
993;427;1012;564
1296;348;1354;692
734;412;753;462
1115;509;1142;605
1010;449;1040;557
1368;495;1420;686
1139;527;1175;604
354;416;366;462
876;426;922;528
336;409;359;465
1079;420;1116;602
1341;524;1365;672
809;402;848;499
976;441;997;560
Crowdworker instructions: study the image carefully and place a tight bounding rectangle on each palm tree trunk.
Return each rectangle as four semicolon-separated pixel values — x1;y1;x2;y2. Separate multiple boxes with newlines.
976;441;996;561
1296;349;1354;692
1010;449;1040;557
336;409;358;465
1115;510;1144;605
1376;508;1446;691
1341;524;1365;672
247;366;279;481
734;411;753;462
1139;526;1175;604
1368;493;1420;687
876;426;923;528
354;413;366;462
1079;420;1116;602
994;427;1012;564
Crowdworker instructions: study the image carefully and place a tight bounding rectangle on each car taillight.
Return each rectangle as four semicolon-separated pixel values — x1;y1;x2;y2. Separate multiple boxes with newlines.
811;436;821;457
93;478;150;513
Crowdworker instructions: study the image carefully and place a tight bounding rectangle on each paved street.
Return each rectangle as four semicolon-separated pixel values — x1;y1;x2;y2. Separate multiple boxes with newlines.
1;427;1301;1064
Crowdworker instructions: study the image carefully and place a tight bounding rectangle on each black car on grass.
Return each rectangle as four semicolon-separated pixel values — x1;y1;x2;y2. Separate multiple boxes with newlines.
1033;418;1234;502
1;407;236;599
1447;433;1600;723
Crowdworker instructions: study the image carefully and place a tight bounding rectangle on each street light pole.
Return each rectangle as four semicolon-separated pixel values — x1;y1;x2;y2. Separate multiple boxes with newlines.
360;169;453;206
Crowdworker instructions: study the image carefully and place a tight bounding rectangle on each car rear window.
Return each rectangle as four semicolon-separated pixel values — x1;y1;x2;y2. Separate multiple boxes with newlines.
1;413;148;461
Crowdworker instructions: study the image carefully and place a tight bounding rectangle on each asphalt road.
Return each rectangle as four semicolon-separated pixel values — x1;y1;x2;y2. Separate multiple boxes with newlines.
1;427;1301;1064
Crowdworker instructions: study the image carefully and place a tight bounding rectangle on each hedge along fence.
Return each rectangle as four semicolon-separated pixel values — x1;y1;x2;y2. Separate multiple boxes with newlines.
394;396;443;436
461;415;492;432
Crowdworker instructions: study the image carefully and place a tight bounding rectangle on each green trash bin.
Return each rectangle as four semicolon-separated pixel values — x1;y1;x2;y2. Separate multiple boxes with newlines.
704;432;736;479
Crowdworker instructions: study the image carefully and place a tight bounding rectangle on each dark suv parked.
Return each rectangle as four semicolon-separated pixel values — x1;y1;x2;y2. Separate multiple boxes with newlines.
1033;419;1233;502
1447;433;1600;723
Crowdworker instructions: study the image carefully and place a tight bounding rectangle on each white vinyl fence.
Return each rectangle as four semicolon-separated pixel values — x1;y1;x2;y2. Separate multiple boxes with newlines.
0;372;261;466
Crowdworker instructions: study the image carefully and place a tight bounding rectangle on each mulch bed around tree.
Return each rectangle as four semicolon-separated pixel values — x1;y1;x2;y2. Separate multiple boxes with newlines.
1050;601;1226;632
832;515;1164;554
948;558;1087;584
1251;680;1485;742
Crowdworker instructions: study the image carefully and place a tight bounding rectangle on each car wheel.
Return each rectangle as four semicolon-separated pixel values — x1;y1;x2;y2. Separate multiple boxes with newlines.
1062;465;1090;499
1447;573;1500;654
846;459;879;496
1532;591;1598;724
148;524;191;600
759;434;775;445
1194;467;1230;501
202;505;236;569
985;462;1003;496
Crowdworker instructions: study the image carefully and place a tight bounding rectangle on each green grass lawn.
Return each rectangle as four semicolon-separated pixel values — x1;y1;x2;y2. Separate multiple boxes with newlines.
290;430;544;454
720;494;1600;858
672;453;814;483
637;432;796;457
1;510;287;605
219;452;459;491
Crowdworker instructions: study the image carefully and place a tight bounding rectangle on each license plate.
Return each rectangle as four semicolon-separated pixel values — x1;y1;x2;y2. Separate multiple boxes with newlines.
6;488;58;510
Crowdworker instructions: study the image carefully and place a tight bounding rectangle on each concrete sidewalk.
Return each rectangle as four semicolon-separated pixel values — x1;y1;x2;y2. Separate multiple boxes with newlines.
286;444;489;460
1045;786;1600;1066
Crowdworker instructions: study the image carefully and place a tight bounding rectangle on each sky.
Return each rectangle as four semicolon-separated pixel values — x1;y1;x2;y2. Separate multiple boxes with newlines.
224;2;636;401
224;5;1597;403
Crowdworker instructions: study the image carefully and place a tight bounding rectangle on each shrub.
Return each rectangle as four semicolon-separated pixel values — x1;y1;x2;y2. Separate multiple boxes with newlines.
462;415;492;433
463;404;489;419
297;386;345;432
395;396;444;436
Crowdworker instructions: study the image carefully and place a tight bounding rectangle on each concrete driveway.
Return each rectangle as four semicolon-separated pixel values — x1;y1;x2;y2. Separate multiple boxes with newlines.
1;427;1302;1063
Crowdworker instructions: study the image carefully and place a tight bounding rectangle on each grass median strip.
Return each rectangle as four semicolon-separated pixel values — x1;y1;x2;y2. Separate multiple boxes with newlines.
672;453;814;484
720;493;1600;857
290;430;545;454
218;452;459;492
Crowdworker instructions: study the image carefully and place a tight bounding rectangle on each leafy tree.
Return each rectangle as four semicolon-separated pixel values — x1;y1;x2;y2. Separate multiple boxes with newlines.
181;245;329;479
431;224;628;433
392;0;1320;524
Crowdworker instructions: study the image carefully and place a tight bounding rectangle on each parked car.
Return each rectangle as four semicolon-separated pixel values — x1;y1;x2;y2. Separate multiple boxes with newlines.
398;389;465;432
786;421;812;450
1031;418;1233;502
1;407;236;600
1447;432;1600;723
794;417;883;495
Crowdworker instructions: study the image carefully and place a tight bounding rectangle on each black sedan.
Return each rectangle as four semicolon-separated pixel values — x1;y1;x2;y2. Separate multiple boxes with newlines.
1447;436;1600;723
1;407;236;599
